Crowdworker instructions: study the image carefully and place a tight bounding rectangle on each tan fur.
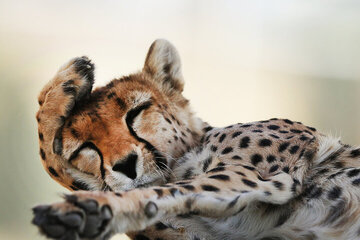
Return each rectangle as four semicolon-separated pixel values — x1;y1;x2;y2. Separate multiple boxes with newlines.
33;40;360;240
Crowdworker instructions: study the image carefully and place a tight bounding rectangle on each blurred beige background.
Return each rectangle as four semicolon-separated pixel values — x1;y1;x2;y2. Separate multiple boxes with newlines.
1;0;360;239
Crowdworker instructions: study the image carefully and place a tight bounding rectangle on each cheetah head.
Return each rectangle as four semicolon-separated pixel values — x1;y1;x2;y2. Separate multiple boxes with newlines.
36;40;205;192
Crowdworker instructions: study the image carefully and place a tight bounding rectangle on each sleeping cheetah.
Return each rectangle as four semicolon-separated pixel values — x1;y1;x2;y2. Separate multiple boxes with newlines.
33;39;360;240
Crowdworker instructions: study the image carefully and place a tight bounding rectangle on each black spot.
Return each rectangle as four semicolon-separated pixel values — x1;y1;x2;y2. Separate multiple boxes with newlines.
251;154;263;166
352;178;360;186
219;133;226;143
38;132;44;141
106;81;115;89
307;126;316;132
283;119;294;125
155;222;168;230
252;130;263;133
40;148;46;160
203;157;213;172
135;234;150;240
290;129;302;134
221;147;233;154
235;171;246;176
243;165;255;171
207;166;225;173
72;180;90;191
107;92;116;99
209;174;230;181
153;188;163;198
267;155;276;163
210;145;218;152
242;179;257;188
240;136;250;148
241;124;252;128
227;196;240;209
268;125;280;130
328;186;342;200
278;142;290;152
169;188;180;197
328;171;344;180
307;186;323;199
217;162;226;167
232;131;242;138
282;166;290;173
48;167;59;177
350;149;360;158
115;97;126;110
183;168;194;179
182;185;195;191
332;161;343;169
304;149;316;161
273;181;283;190
269;165;279;173
300;135;309;141
347;169;360;178
70;128;79;138
289;145;300;154
279;130;289;134
304;130;313;135
318;168;329;174
232;155;242;160
270;134;280;139
213;132;220;138
165;118;171;124
203;126;213;132
201;185;220;192
259;139;272;147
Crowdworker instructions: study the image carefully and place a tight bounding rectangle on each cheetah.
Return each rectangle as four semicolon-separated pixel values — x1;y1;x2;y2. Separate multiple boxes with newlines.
32;39;360;240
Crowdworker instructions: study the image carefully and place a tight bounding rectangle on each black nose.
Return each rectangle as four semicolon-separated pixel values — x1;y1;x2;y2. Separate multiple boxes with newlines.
112;153;138;179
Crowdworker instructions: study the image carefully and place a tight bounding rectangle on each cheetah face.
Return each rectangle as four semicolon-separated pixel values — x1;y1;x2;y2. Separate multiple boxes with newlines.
36;40;203;192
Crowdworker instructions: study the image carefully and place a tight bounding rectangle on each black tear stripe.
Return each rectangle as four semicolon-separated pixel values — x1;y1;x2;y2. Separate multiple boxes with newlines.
69;141;105;179
125;102;168;170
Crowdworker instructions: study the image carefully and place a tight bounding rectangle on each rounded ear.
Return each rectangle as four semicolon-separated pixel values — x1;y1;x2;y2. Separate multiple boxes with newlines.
143;39;184;92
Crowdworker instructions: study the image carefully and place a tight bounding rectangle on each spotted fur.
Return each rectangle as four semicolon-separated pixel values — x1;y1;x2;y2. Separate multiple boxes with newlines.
33;40;360;240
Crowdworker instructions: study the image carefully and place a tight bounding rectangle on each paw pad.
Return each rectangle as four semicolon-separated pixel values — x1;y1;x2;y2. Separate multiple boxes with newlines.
32;195;113;239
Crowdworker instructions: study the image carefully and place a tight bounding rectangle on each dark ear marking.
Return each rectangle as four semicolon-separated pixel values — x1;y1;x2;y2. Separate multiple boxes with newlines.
143;39;184;92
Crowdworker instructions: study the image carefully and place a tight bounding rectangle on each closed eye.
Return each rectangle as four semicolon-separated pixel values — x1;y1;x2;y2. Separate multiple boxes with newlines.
69;142;101;162
125;101;152;129
68;142;105;179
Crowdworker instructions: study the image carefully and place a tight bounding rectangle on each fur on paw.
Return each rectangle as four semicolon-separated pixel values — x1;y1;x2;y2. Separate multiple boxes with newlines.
32;194;113;240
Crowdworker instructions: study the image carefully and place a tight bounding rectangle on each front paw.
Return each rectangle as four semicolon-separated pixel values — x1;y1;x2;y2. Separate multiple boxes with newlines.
32;194;113;240
60;56;95;103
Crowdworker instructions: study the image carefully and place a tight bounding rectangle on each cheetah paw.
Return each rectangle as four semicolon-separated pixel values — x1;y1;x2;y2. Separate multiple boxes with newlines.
32;194;113;240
